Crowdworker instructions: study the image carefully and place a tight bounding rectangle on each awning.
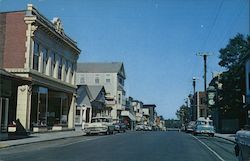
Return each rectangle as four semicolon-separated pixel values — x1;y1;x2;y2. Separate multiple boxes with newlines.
121;111;136;121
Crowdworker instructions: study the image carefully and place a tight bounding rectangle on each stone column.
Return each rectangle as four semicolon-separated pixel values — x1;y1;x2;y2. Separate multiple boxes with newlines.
16;85;32;131
68;94;76;129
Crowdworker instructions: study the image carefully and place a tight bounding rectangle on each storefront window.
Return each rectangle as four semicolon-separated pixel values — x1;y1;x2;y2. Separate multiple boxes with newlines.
31;86;48;127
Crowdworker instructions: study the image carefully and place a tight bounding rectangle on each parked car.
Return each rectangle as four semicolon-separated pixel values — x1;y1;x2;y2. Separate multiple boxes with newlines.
84;117;115;135
186;121;196;133
193;117;215;137
235;125;250;161
135;124;145;131
114;122;126;133
144;125;152;131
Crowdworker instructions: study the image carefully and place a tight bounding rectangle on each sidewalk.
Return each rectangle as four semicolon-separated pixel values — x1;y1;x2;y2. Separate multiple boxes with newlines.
0;130;86;149
215;133;236;143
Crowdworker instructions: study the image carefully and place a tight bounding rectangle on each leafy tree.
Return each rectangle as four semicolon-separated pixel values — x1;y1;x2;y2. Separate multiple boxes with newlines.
176;105;190;125
217;34;250;123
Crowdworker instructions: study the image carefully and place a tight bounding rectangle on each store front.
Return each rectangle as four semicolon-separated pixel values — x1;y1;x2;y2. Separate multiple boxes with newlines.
30;86;72;132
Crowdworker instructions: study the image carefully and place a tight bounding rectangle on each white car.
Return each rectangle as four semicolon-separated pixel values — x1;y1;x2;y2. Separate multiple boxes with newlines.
235;126;250;161
84;117;115;135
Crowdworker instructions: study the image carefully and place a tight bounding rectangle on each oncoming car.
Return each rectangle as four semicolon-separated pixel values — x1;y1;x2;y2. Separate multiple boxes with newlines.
193;117;215;137
84;117;115;135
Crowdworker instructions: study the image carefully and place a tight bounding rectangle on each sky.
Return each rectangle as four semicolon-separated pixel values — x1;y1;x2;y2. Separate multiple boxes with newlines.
0;0;249;119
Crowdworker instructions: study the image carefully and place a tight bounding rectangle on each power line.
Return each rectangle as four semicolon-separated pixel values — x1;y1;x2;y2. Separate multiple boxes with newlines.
201;0;224;50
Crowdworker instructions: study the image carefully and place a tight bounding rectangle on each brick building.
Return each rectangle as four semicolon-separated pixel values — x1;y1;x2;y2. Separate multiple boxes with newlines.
0;4;80;132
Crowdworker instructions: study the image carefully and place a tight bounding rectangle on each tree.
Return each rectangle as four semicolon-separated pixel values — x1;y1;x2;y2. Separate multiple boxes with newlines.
176;105;190;125
217;34;250;125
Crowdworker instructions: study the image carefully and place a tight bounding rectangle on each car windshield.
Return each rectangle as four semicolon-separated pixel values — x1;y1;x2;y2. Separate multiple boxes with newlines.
91;118;110;123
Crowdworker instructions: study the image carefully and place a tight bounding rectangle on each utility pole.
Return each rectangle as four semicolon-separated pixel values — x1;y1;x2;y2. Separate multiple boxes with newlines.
192;77;197;120
197;52;212;118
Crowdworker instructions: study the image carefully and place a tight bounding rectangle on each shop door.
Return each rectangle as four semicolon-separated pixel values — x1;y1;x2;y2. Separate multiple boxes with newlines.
0;97;9;133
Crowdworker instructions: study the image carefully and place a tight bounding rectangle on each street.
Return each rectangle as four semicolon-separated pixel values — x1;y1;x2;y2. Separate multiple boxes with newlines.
0;131;237;161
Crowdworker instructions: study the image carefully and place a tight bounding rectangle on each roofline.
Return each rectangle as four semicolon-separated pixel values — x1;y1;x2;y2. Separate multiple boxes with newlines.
26;4;81;54
0;10;26;14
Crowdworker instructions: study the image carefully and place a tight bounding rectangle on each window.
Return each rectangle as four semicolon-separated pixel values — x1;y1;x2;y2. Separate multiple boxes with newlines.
119;77;124;85
58;57;62;80
33;42;39;70
51;52;56;77
71;63;74;78
65;60;69;75
42;48;48;74
80;77;85;84
95;78;99;84
118;94;121;104
76;110;80;115
106;78;110;83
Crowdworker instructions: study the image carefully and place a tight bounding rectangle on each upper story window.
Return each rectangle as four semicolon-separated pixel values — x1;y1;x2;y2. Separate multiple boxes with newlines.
51;52;56;77
95;78;99;84
118;77;124;86
33;42;40;71
118;94;121;104
80;76;85;84
42;47;48;74
65;60;69;75
106;78;111;83
58;56;62;80
71;62;75;76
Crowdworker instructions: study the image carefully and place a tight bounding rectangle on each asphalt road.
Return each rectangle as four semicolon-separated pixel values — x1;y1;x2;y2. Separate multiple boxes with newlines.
0;131;237;161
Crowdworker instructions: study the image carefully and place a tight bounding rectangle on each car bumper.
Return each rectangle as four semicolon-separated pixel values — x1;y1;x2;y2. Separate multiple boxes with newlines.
84;127;108;134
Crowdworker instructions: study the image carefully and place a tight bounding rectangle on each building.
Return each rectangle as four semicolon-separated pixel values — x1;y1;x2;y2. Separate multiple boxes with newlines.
191;91;207;121
75;85;107;129
0;69;31;139
143;104;156;126
121;97;136;130
132;100;144;124
76;62;126;122
0;4;80;132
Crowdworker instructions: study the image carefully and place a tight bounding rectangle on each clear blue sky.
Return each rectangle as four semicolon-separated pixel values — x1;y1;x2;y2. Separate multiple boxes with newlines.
0;0;249;119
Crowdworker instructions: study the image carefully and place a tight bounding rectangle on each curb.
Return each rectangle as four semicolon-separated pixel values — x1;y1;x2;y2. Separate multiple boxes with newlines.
214;135;236;143
0;133;86;149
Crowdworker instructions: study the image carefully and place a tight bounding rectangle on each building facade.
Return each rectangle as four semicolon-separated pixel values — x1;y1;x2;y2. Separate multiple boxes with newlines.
0;4;80;132
76;85;106;130
132;100;144;124
121;97;136;130
76;62;126;122
191;91;207;121
143;104;156;126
